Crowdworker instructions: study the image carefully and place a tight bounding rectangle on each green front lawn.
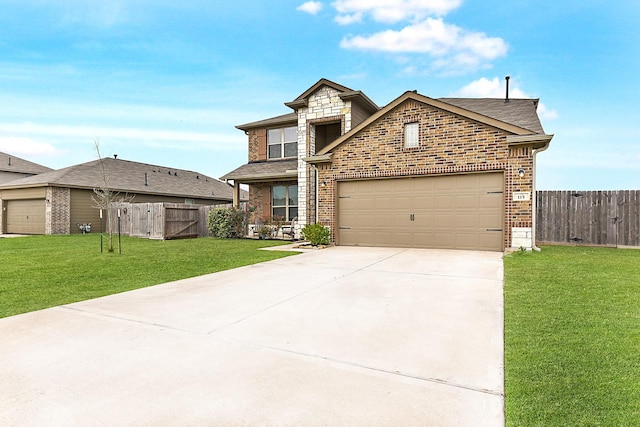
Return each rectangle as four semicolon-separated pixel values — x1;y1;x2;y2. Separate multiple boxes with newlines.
504;246;640;426
0;234;296;318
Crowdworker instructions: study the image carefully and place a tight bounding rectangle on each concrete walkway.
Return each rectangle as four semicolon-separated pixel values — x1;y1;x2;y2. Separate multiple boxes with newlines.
0;246;504;426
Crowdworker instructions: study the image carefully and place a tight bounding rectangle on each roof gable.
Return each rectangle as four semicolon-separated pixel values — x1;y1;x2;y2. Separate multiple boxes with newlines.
284;78;379;113
316;91;544;156
285;78;354;109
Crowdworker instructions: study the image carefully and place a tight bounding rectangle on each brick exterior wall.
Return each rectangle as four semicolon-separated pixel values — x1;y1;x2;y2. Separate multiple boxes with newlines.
315;99;536;250
46;186;71;234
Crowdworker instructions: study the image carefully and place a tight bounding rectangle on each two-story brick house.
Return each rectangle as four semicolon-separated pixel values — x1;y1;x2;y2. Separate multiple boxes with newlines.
222;78;552;251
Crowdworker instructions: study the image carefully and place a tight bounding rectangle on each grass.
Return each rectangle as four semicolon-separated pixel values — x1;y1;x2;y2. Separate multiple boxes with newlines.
504;246;640;426
0;234;297;318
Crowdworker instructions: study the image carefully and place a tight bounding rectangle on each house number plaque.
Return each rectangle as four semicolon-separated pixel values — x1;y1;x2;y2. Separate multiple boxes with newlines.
512;191;531;201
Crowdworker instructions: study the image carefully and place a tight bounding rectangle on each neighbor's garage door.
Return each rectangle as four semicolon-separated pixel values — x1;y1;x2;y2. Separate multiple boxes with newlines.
6;199;46;234
337;173;504;251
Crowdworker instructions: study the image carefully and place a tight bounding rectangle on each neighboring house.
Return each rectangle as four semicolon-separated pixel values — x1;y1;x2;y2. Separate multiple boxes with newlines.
0;157;243;235
0;152;53;184
222;78;553;251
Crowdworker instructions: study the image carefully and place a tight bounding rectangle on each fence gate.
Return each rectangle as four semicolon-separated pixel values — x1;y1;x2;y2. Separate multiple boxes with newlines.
536;190;640;247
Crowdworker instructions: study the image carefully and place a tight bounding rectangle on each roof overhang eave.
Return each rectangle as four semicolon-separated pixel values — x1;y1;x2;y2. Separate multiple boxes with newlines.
224;172;298;184
284;99;308;110
507;134;554;149
302;154;333;165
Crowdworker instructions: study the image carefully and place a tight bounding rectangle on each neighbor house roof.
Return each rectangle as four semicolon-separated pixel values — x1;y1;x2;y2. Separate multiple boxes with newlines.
220;159;297;183
0;157;243;201
314;91;551;158
0;152;53;175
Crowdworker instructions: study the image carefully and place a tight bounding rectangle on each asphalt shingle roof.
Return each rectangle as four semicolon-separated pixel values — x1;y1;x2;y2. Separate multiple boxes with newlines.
438;98;545;134
0;157;240;201
0;152;53;175
220;159;298;182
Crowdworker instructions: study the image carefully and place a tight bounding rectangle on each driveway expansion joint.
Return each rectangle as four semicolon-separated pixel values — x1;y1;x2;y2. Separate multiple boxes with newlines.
227;338;504;398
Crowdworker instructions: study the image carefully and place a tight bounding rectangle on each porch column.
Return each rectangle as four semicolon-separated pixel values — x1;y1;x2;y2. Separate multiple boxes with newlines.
232;181;240;208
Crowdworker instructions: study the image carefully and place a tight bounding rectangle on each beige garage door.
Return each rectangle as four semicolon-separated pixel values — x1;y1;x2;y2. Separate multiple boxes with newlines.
337;173;504;251
6;199;46;234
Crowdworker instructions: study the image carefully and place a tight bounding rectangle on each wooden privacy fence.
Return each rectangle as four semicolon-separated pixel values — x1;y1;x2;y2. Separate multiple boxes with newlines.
536;191;640;247
107;202;242;240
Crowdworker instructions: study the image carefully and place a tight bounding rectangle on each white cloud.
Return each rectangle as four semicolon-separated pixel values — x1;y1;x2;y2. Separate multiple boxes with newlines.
456;77;521;97
0;136;65;157
335;11;362;24
332;0;461;24
297;1;323;15
455;77;558;120
537;103;558;120
340;18;507;72
0;122;241;148
59;1;129;29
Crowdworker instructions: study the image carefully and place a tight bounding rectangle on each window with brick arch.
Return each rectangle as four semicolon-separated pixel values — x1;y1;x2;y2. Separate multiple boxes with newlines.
268;127;297;159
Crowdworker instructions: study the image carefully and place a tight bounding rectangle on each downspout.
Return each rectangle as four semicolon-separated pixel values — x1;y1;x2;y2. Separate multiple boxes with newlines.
315;166;319;224
531;143;550;251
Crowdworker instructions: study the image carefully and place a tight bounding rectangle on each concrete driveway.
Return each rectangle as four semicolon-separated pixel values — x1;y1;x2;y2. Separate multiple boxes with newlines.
0;246;504;426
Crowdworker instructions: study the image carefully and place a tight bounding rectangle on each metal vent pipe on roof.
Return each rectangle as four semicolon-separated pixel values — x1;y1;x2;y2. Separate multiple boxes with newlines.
505;76;510;102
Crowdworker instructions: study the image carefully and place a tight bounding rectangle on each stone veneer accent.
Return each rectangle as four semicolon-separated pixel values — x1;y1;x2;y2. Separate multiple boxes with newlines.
296;86;354;227
315;99;536;250
46;186;71;234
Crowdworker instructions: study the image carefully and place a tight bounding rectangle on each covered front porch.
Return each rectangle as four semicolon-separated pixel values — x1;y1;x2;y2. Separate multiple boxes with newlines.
221;159;301;240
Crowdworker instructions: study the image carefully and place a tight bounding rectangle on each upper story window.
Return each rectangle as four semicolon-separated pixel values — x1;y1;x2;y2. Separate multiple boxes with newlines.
404;122;419;148
268;126;297;159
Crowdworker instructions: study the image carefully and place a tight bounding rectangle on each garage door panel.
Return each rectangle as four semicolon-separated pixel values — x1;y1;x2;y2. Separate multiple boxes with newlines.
337;173;504;251
6;199;46;234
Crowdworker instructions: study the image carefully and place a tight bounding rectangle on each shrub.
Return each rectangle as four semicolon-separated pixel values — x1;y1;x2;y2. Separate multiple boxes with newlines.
301;223;330;246
257;225;274;239
208;207;252;238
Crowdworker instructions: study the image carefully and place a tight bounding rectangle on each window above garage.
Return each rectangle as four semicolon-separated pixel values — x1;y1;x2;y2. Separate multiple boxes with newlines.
404;122;419;148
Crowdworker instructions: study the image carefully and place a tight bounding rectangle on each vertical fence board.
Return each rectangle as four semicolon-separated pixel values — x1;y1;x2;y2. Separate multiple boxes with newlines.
536;190;640;247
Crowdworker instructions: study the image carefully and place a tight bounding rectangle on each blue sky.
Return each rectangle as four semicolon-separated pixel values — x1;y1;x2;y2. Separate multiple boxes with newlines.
0;0;638;190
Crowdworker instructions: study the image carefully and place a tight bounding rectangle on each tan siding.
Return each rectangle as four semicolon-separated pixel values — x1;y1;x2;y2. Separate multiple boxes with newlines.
69;189;100;234
0;187;46;200
350;102;373;129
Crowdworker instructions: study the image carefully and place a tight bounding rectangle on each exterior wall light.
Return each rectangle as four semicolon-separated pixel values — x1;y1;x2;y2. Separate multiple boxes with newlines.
518;168;525;178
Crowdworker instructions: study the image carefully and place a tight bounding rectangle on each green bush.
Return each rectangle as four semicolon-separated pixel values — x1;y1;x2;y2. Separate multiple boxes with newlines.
208;207;250;238
301;223;330;246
